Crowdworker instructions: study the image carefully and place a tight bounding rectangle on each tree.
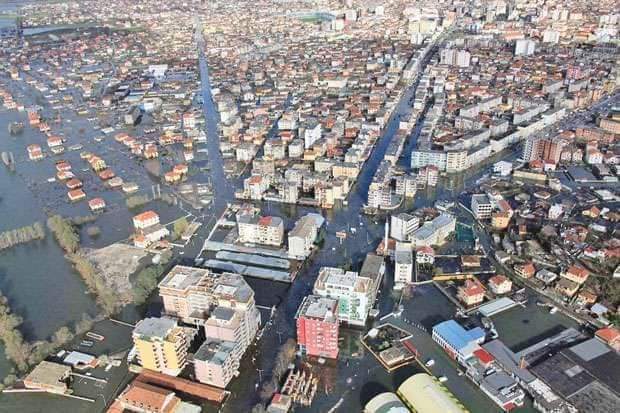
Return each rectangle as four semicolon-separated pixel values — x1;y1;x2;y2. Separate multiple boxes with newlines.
132;265;164;304
52;326;74;346
47;215;79;253
172;217;189;240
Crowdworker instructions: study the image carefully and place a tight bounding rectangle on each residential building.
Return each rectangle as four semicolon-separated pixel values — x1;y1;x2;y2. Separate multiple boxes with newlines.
471;194;493;220
561;265;589;285
410;214;456;247
313;267;375;326
488;275;512;295
237;212;284;246
296;295;339;359
394;243;413;287
514;262;535;279
288;213;324;259
193;339;237;389
132;317;191;377
457;279;485;306
158;266;261;387
514;39;536;56
390;213;419;242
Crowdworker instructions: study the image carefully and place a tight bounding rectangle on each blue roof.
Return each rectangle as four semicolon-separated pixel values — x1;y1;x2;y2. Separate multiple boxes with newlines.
433;320;483;350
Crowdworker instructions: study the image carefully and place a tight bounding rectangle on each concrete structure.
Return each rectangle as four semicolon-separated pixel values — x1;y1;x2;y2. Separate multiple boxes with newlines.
24;361;71;394
193;339;237;388
296;295;339;359
158;266;261;386
132;317;191;376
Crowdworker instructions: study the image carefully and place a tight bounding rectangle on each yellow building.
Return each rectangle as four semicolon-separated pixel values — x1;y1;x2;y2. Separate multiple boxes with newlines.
133;317;191;377
397;373;467;413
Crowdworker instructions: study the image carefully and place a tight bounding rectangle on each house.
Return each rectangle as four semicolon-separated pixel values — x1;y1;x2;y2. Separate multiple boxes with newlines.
514;262;535;279
595;327;620;351
66;178;82;190
488;275;512;295
457;279;485;306
561;265;589;285
416;246;435;264
555;278;580;298
67;189;86;202
88;198;106;212
461;255;481;268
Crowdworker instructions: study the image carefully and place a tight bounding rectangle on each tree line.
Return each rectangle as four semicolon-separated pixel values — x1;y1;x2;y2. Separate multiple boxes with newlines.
46;215;119;316
0;222;45;251
0;289;94;387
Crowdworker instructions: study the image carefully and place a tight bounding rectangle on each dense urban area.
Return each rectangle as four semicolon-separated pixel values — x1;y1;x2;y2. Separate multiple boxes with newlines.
0;0;619;412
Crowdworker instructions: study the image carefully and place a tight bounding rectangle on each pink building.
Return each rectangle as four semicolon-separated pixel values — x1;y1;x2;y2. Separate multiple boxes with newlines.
296;295;339;359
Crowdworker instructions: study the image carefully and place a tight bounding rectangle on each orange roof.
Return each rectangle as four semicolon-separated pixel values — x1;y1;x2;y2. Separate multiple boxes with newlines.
566;265;589;280
120;381;179;413
461;279;485;296
134;210;158;222
489;275;509;286
595;327;620;344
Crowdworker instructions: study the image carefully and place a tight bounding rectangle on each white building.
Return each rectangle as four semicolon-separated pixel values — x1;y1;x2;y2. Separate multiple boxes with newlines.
548;204;564;220
514;39;536;56
303;120;322;149
313;267;375;326
236;212;284;246
471;194;493;220
493;161;513;176
394;243;414;287
390;213;420;242
410;214;456;247
288;213;325;259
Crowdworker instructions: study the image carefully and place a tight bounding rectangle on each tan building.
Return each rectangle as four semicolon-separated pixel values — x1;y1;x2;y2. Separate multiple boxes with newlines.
24;361;71;394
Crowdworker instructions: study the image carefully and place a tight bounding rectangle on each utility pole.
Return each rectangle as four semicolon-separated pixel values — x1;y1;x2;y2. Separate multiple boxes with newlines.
256;368;264;383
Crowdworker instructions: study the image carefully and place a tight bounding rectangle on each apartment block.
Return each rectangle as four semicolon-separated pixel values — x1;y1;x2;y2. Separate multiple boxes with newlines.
296;295;339;359
132;317;191;377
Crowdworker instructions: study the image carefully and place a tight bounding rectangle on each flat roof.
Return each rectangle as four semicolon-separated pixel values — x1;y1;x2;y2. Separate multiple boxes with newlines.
159;265;208;290
134;317;176;339
478;297;517;317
